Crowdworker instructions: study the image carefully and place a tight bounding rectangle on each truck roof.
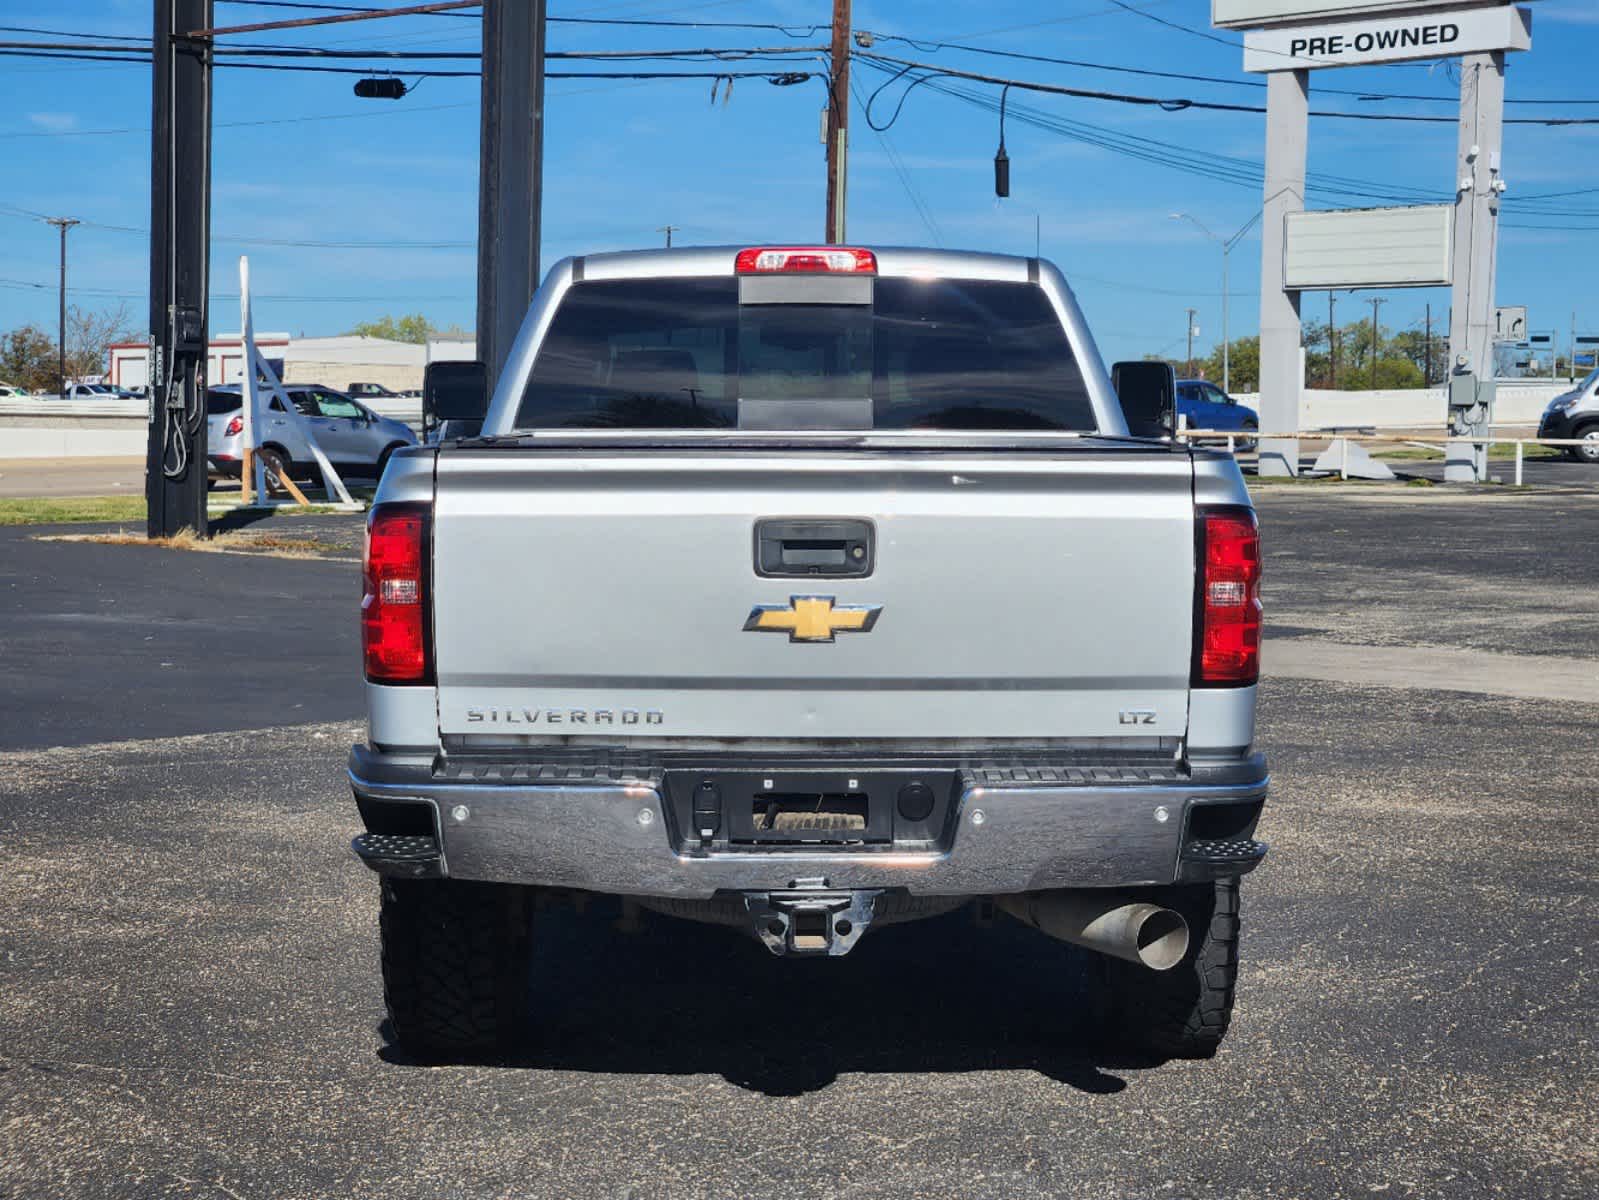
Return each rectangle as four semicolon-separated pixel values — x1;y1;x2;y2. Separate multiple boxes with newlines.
568;244;1040;285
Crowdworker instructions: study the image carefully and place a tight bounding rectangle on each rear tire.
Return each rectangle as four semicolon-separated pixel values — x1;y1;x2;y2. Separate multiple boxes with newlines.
1102;879;1241;1059
258;446;291;495
380;878;534;1057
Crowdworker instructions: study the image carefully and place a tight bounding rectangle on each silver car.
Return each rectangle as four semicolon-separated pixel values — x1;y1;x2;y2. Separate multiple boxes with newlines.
206;383;417;483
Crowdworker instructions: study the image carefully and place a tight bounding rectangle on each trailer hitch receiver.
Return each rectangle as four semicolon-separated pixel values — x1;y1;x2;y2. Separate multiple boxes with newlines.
743;888;882;957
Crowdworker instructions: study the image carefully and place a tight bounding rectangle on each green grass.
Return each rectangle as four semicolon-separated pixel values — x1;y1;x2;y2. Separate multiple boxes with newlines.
1372;444;1563;462
0;496;148;526
0;491;373;527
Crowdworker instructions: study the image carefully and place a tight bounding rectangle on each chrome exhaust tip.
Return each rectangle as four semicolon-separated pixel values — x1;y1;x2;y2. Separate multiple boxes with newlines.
996;890;1190;971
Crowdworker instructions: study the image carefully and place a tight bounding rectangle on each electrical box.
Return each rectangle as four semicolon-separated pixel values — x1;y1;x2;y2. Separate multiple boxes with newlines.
171;306;204;354
1448;373;1479;411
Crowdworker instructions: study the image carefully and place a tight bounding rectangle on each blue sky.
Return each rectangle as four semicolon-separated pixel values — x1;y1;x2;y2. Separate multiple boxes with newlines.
1;0;1596;367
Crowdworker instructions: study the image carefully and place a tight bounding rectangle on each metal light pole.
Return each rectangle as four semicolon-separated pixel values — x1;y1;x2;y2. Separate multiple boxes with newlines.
1369;297;1386;390
1171;211;1261;394
1328;292;1338;388
477;0;547;398
1185;308;1198;378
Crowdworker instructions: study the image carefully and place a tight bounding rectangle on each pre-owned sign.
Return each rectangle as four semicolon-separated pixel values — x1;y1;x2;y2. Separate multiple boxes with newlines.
1243;4;1531;72
1215;0;1504;30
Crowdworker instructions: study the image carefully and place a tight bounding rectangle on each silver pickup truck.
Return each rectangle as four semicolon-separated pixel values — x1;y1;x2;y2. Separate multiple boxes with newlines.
350;245;1267;1061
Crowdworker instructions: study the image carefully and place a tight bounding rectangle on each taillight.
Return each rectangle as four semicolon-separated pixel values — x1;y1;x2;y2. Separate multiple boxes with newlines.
734;246;877;274
363;503;431;684
1193;506;1261;687
225;414;243;436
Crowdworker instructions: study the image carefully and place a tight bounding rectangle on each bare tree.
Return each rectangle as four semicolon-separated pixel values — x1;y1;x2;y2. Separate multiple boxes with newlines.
65;302;137;382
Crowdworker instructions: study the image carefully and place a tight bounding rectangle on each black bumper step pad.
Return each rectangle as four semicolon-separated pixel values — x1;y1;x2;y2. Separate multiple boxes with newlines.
352;832;443;878
1181;837;1268;873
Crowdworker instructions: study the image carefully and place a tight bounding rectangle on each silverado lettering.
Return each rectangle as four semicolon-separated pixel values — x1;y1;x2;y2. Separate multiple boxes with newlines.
464;708;665;725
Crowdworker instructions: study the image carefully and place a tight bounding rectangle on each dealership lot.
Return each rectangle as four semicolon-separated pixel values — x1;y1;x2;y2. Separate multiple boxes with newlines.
1;485;1595;1200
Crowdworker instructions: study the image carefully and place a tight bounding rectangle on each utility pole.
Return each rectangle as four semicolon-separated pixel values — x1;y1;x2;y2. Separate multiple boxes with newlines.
1369;297;1386;390
1573;311;1579;383
1425;303;1433;387
824;0;851;243
1185;308;1199;378
1328;292;1337;389
45;217;79;392
657;224;679;248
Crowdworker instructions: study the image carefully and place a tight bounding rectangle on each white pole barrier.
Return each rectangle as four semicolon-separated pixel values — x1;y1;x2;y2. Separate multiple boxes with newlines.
237;256;356;507
1515;441;1524;486
239;257;267;503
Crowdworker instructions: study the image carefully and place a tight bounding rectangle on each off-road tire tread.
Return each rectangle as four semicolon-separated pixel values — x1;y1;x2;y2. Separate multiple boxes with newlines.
1106;880;1240;1059
380;878;532;1056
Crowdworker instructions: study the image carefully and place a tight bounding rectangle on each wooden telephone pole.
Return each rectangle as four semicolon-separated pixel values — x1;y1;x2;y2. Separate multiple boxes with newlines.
824;0;851;243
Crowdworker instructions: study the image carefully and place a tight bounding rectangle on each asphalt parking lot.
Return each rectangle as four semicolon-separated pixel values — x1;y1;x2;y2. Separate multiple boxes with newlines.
1;484;1595;1199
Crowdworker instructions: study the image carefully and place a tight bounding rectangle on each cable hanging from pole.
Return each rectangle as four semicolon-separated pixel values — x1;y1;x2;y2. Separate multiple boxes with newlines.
994;84;1010;198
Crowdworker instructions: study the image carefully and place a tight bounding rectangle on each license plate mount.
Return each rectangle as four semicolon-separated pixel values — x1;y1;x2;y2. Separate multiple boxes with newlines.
661;768;959;852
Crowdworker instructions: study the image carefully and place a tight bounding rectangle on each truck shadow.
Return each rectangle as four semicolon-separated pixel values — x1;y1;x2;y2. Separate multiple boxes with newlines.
379;902;1163;1096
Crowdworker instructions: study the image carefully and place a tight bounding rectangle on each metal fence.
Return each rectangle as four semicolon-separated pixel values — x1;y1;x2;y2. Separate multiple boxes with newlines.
1178;429;1590;486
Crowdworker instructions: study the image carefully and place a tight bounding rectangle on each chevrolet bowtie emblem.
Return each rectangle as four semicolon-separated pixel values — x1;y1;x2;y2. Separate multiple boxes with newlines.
744;596;883;643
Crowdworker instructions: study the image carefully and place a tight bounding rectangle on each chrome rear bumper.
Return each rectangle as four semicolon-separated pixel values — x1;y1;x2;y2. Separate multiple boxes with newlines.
350;749;1268;898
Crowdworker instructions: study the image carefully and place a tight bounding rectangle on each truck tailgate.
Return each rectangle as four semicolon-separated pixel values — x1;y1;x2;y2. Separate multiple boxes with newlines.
432;449;1195;741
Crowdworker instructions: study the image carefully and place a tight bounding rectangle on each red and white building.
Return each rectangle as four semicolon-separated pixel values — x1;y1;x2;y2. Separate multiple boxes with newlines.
107;333;291;391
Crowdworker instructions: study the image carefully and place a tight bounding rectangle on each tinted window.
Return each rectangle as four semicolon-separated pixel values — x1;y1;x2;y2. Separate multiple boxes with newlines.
206;389;241;415
515;276;1096;431
315;393;364;419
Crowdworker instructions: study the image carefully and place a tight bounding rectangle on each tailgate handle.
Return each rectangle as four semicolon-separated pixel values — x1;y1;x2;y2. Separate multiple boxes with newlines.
755;519;875;578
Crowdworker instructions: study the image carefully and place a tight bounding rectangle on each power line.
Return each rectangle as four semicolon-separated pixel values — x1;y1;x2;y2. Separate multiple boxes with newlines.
0;46;819;84
857;53;1599;128
848;74;943;247
862;69;1583;220
1102;0;1239;51
217;0;477;16
854;30;1599;107
0;100;477;139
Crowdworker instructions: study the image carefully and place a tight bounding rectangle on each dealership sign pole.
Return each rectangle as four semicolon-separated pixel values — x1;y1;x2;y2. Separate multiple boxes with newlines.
1215;0;1531;481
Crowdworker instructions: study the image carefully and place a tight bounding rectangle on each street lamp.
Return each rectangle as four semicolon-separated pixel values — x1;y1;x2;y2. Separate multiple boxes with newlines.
1169;211;1261;394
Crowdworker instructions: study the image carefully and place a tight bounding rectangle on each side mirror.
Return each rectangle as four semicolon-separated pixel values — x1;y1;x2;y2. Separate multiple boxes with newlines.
1112;361;1177;440
422;360;488;438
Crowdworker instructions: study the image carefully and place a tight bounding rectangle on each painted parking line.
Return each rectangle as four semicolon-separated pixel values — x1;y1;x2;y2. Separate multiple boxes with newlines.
1266;637;1599;704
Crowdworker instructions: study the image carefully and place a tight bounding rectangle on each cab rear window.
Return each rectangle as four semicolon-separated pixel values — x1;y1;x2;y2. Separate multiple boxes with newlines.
514;276;1096;432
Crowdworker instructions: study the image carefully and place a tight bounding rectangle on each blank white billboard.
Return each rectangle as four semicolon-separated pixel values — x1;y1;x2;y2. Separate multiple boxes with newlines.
1283;206;1454;290
1214;0;1503;29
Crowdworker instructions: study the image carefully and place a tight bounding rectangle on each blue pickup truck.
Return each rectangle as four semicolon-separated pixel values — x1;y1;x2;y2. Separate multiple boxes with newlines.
1177;380;1258;448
